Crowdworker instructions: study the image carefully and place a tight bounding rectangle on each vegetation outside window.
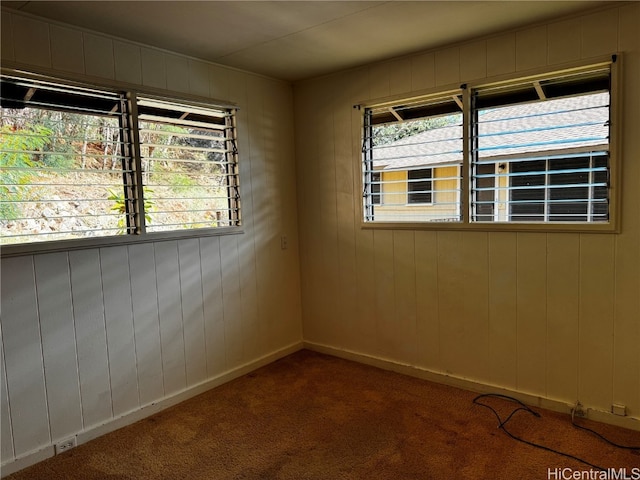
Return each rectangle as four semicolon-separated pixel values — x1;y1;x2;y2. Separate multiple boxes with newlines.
0;76;133;244
361;60;616;230
0;73;240;247
136;97;240;233
362;93;463;223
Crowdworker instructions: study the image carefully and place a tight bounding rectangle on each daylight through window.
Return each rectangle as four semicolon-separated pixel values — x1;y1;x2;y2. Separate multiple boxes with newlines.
471;68;610;224
0;74;240;246
137;97;240;233
362;93;463;223
362;62;614;229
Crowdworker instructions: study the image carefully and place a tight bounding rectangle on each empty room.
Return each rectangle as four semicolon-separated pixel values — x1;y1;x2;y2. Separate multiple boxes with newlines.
1;1;639;478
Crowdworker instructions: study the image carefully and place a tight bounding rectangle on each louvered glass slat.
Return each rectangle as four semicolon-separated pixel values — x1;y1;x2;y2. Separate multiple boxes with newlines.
137;96;240;232
1;104;130;244
363;97;463;223
471;91;610;223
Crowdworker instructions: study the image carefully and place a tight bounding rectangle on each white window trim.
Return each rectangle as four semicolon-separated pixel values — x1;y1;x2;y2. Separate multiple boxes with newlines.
0;68;243;258
356;55;621;234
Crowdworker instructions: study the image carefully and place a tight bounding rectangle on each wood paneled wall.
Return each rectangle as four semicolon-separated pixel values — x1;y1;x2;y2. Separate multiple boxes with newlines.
294;3;640;422
1;2;639;474
0;9;302;470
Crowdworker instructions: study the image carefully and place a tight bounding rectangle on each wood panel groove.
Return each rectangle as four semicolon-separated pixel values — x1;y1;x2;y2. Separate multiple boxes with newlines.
200;237;227;378
34;253;83;442
178;239;208;387
154;241;187;396
3;4;639;471
100;247;140;416
128;243;164;406
578;235;616;408
1;256;51;457
294;1;636;425
69;249;113;428
1;328;16;462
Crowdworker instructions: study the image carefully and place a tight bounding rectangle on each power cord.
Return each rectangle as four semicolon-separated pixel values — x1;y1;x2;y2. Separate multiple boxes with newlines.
571;405;640;451
473;394;609;470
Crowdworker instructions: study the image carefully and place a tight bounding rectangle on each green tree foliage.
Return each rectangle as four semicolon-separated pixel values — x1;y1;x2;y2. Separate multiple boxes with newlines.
0;124;52;220
139;121;228;229
372;114;459;147
39;112;77;169
2;105;230;238
107;188;153;234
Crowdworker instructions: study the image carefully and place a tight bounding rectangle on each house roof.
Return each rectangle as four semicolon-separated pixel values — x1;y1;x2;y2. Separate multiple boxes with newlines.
372;92;609;171
372;123;463;170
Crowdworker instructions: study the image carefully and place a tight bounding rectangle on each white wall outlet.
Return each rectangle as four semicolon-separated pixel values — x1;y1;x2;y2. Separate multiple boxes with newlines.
280;235;288;250
611;404;627;416
55;437;77;455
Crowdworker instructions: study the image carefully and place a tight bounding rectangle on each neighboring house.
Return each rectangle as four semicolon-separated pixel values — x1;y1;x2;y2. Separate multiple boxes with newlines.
367;91;608;223
371;120;462;222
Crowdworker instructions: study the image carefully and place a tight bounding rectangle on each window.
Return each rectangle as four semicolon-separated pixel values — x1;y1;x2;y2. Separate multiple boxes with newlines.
407;168;433;204
0;76;132;243
361;59;616;230
0;73;240;247
136;97;240;232
362;93;463;222
505;155;607;222
471;68;611;224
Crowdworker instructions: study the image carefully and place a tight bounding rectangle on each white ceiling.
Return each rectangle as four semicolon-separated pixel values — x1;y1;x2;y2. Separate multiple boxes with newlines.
3;1;611;82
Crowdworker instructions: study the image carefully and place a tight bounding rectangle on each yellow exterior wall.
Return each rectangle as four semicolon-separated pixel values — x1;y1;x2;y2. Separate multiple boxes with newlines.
377;166;460;221
381;170;407;206
434;166;460;219
295;3;640;424
497;165;509;221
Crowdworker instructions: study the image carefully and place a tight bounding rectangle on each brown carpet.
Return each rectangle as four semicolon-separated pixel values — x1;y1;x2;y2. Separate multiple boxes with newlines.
6;350;640;479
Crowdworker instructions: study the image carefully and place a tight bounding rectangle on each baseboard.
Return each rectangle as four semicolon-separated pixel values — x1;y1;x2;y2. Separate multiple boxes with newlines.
0;447;54;479
0;341;304;478
304;341;640;432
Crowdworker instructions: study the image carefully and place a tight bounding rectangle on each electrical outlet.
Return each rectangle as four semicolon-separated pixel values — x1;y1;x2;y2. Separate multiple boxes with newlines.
280;235;288;250
55;437;77;455
572;401;586;418
611;404;627;416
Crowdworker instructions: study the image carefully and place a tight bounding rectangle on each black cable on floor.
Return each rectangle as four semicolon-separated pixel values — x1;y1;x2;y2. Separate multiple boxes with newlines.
571;407;640;451
473;393;606;471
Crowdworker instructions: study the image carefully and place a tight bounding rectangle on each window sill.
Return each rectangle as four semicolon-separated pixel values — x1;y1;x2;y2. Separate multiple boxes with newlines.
0;226;244;258
360;220;619;234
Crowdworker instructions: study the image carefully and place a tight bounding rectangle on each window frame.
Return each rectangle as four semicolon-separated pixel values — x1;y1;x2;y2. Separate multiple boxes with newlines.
361;89;464;223
356;55;621;233
1;68;243;257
